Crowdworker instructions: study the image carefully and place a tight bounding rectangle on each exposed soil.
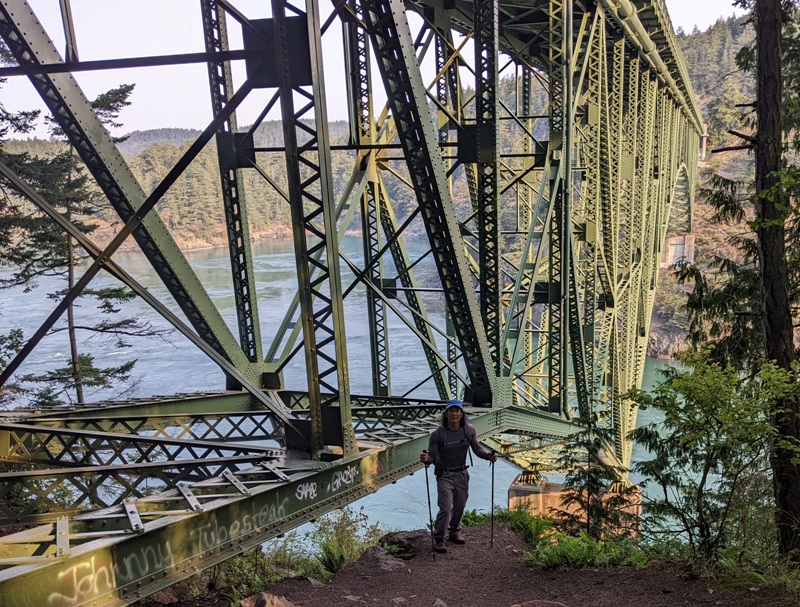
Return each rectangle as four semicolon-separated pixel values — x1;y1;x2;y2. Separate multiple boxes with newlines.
140;526;794;607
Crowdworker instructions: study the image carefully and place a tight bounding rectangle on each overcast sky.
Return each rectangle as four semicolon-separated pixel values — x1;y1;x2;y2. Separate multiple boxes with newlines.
665;0;743;33
2;0;743;138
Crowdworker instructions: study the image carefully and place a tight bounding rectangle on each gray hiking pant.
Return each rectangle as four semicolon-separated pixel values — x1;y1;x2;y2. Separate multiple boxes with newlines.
434;469;469;541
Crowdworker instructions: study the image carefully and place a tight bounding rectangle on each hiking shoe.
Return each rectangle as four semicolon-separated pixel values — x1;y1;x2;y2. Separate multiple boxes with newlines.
434;540;448;553
449;534;466;545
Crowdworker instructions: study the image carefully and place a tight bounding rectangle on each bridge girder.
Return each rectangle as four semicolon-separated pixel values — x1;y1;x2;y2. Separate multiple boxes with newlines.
0;0;700;602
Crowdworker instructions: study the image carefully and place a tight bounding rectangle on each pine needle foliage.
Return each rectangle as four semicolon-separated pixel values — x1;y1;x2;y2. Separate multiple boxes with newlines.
552;416;641;540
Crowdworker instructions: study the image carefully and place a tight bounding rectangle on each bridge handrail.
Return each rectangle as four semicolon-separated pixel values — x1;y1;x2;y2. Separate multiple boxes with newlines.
602;0;704;135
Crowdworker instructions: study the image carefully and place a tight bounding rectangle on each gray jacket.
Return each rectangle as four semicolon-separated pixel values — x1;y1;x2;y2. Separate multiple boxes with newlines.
427;422;492;476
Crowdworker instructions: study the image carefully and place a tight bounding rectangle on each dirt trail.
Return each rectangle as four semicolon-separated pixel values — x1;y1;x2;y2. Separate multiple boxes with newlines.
249;527;789;607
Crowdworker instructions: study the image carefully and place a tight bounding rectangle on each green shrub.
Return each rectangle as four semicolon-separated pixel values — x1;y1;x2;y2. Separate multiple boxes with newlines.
381;542;414;560
310;507;384;573
160;507;386;606
317;540;348;573
461;508;488;527
629;348;775;563
220;534;327;604
712;548;800;605
524;532;648;569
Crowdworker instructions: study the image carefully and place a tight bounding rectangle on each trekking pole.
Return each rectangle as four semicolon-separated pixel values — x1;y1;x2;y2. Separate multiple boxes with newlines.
490;452;496;548
423;450;436;561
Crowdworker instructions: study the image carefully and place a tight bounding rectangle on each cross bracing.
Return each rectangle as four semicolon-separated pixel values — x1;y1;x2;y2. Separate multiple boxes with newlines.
0;0;699;603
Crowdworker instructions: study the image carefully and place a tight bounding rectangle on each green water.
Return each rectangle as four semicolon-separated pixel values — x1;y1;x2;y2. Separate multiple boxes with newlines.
1;238;675;532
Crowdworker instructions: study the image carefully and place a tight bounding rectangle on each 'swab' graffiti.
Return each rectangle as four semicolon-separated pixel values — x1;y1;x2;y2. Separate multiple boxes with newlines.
295;481;317;501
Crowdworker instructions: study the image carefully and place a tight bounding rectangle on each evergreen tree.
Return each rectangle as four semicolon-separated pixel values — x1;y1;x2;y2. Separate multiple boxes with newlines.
750;0;800;560
679;0;800;558
705;76;751;148
0;44;39;409
0;328;22;409
553;416;640;539
0;83;169;408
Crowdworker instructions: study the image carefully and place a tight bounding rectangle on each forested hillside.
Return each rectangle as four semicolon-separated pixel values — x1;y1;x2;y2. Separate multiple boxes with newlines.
678;16;754;148
122;121;359;246
118;128;201;156
647;15;756;357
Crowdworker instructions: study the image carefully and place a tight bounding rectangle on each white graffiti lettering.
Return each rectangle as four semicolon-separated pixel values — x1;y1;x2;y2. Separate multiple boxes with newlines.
295;481;317;501
47;494;295;607
330;465;359;492
117;542;174;583
48;555;115;607
188;497;289;551
257;497;288;525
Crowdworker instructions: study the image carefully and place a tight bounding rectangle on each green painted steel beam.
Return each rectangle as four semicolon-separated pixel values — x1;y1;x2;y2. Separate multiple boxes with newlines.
271;0;356;457
0;393;255;422
362;0;495;403
0;456;270;525
13;410;282;444
474;0;501;373
347;0;392;397
599;0;702;134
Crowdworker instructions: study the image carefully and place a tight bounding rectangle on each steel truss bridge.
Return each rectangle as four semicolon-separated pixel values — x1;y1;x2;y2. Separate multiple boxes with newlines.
0;0;699;604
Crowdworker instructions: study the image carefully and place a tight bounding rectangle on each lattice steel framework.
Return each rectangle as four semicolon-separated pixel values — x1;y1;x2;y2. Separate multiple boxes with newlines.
201;0;263;368
0;0;700;603
474;0;500;372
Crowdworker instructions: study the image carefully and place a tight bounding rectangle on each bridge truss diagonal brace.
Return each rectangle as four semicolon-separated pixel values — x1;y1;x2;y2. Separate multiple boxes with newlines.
345;4;393;397
0;161;295;426
376;176;449;399
201;0;263;365
0;0;252;380
361;0;495;404
598;0;702;135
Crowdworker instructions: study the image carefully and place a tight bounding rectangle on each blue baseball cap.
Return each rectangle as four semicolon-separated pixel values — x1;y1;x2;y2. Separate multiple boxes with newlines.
445;398;463;410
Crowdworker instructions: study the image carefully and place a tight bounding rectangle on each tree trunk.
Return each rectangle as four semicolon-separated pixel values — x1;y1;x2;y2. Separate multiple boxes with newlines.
66;234;84;404
755;0;800;558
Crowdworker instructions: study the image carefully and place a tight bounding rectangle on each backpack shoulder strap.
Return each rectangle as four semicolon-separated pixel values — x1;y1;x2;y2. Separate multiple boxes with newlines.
464;423;474;467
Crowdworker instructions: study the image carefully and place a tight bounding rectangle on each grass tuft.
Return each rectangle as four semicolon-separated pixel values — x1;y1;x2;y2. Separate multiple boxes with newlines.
462;506;555;545
524;533;649;569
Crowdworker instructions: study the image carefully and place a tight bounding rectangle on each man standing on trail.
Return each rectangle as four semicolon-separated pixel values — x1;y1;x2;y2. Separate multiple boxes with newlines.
420;398;498;553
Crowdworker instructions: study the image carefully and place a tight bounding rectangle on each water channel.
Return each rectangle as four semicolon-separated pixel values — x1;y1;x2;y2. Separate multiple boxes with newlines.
1;237;672;533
